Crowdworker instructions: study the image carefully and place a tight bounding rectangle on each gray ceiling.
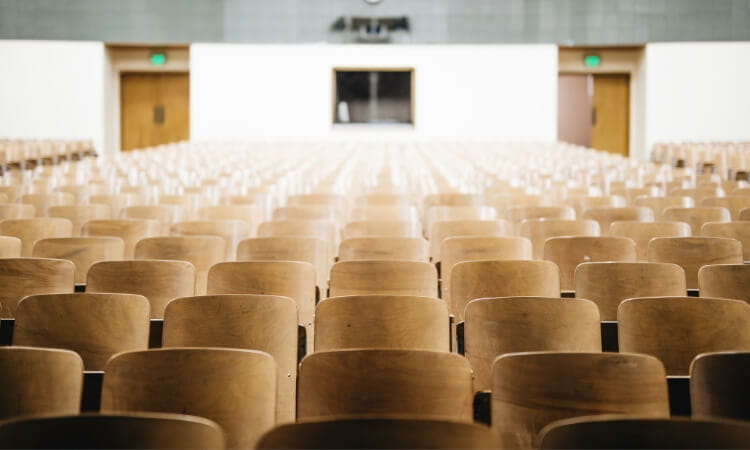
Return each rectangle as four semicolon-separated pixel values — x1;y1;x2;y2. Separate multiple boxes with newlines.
1;0;748;45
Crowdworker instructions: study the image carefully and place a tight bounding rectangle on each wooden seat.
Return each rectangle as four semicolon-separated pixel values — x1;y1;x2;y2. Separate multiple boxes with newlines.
581;207;654;235
701;222;750;261
171;220;248;260
48;204;112;236
135;236;224;295
0;236;21;257
538;416;750;449
122;205;181;235
609;221;691;260
424;206;497;236
82;219;161;259
256;417;495;450
519;219;600;259
440;236;532;301
567;195;627;216
258;220;338;263
273;205;339;223
633;196;694;219
21;193;75;217
159;194;204;221
87;260;195;319
647;236;743;289
450;260;560;321
575;262;686;320
32;237;124;284
237;237;329;294
355;193;413;207
338;237;429;262
329;260;438;298
492;352;669;449
163;294;298;422
662;206;731;234
618;297;750;375
315;295;449;352
101;348;276;448
0;258;74;318
198;204;263;234
0;347;83;420
0;203;35;220
505;205;576;224
90;193;146;217
0;412;225;449
297;349;473;422
672;187;726;205
207;261;315;336
424;193;482;208
429;219;512;262
342;220;420;239
691;351;750;421
0;217;72;256
14;293;150;370
702;196;750;220
350;205;418;222
698;264;750;304
543;236;637;291
464;297;601;391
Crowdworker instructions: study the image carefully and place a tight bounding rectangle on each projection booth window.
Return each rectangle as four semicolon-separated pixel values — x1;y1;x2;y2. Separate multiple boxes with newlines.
334;69;413;124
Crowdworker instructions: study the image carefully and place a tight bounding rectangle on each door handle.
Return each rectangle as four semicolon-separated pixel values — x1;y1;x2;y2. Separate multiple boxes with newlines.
153;106;165;124
591;107;597;126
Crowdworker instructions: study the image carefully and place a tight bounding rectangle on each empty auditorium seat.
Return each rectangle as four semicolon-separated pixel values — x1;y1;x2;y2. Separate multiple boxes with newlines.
543;236;637;291
647;236;743;289
48;204;112;236
519;219;600;260
609;221;691;260
81;219;161;259
690;351;750;421
32;236;124;284
171;219;248;260
701;221;750;261
0;217;73;256
662;206;731;234
329;260;438;298
0;258;74;317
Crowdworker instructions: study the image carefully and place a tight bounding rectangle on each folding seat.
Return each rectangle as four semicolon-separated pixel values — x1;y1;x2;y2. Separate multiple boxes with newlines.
618;297;750;375
288;193;348;216
485;193;542;215
538;416;750;449
492;352;669;449
701;222;750;261
258;220;338;263
424;206;497;236
354;193;413;207
0;217;72;256
14;293;150;370
609;221;691;261
662;206;730;235
0;236;21;257
566;195;626;216
424;193;482;209
198;204;264;236
237;236;328;295
329;260;438;298
0;347;83;420
581;207;654;235
90;193;146;218
171;220;247;261
350;205;418;222
87;260;195;319
82;219;161;259
0;258;74;317
464;297;600;391
163;294;297;422
33;237;124;284
257;417;494;450
54;185;89;204
0;203;35;220
543;236;637;291
21;193;75;217
0;186;21;203
519;219;600;259
159;194;204;221
48;204;112;236
702;196;750;220
297;349;473;422
122;205;182;235
342;220;421;239
440;236;531;301
698;264;750;303
135;236;224;295
429;219;513;262
671;187;725;206
575;262;686;320
450;260;560;321
273;205;339;224
691;351;750;421
505;206;575;234
633;196;693;219
0;413;225;449
647;236;742;289
314;295;449;352
338;237;429;262
207;261;315;341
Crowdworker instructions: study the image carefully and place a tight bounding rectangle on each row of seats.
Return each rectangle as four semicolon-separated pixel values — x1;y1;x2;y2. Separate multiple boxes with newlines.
0;138;95;170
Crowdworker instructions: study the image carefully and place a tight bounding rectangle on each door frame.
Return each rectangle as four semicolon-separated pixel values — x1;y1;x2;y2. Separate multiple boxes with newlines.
558;46;645;159
104;45;190;154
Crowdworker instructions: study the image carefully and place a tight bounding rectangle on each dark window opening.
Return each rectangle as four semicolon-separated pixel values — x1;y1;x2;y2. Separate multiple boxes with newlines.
334;70;413;124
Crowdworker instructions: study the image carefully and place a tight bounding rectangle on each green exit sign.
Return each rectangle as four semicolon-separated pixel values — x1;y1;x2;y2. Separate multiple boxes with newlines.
149;52;166;66
584;54;601;68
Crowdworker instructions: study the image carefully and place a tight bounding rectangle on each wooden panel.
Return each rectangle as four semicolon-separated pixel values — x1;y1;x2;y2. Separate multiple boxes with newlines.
591;74;629;156
121;73;189;151
557;74;592;147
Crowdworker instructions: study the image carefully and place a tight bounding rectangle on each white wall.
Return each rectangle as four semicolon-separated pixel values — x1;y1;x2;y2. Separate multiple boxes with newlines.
0;40;105;152
645;42;750;153
190;44;558;142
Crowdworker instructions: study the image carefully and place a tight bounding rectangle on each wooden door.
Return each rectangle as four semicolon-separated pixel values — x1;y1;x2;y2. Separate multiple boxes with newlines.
558;74;592;147
121;73;189;151
591;74;629;157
